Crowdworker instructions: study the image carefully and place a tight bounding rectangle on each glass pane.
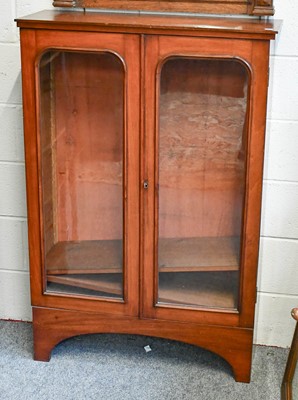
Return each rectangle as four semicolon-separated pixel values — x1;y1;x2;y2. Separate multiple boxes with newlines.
157;57;248;310
39;51;124;299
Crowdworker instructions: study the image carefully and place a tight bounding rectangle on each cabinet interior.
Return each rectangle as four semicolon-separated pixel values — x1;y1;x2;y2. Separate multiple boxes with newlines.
39;50;248;310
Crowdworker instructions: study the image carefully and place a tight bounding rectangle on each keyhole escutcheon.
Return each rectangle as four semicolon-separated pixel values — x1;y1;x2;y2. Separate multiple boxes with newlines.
143;180;149;189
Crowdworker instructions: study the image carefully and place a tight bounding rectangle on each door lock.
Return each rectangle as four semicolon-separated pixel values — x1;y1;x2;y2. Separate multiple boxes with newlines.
143;180;149;189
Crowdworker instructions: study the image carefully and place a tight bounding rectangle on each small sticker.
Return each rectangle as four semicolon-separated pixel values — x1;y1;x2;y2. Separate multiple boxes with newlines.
144;345;152;353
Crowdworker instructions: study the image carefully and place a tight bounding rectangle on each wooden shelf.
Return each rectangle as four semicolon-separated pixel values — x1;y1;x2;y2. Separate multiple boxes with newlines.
47;270;238;309
159;236;240;272
46;240;123;275
158;271;238;309
47;274;123;297
46;236;240;276
46;237;239;303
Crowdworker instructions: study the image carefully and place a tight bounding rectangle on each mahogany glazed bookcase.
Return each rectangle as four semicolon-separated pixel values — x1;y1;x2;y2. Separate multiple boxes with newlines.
16;6;279;383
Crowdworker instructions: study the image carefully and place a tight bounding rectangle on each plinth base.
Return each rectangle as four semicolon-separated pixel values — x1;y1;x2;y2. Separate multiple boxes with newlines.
32;306;253;383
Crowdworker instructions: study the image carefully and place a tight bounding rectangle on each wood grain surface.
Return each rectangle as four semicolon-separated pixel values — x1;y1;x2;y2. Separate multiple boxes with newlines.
52;0;274;16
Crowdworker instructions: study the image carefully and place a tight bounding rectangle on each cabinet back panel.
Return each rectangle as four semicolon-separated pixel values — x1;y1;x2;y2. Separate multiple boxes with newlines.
39;51;125;244
158;58;248;238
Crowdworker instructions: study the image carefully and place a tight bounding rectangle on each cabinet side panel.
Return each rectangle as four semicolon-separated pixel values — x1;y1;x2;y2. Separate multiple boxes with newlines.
19;29;45;303
239;40;270;327
39;59;56;255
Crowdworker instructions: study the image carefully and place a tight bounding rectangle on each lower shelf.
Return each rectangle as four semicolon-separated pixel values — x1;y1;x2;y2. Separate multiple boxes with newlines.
45;236;240;309
47;274;123;298
47;273;122;298
47;270;238;310
158;271;238;309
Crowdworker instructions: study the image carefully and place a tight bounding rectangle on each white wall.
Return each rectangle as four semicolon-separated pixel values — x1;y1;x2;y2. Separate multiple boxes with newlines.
0;0;52;321
0;0;297;347
254;0;298;347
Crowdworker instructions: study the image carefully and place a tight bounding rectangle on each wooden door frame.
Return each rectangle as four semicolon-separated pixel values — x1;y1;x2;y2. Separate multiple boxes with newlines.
141;34;270;328
20;28;141;317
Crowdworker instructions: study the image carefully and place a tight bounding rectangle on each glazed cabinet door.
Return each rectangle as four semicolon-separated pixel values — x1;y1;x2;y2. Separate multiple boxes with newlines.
142;35;269;327
20;29;140;316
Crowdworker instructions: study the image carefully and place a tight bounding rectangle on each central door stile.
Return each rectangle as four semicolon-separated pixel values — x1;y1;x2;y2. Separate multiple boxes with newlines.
139;33;146;319
122;34;142;317
141;35;160;320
